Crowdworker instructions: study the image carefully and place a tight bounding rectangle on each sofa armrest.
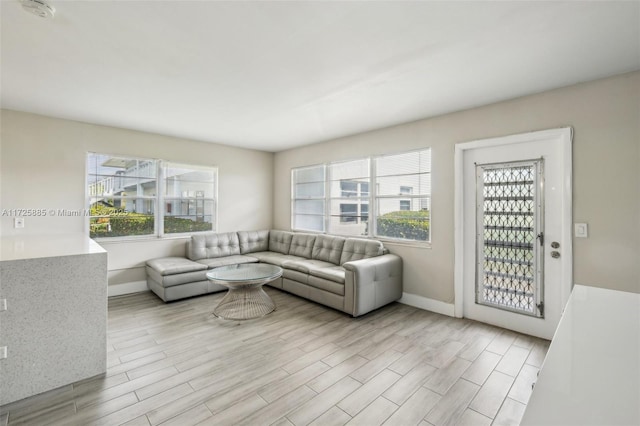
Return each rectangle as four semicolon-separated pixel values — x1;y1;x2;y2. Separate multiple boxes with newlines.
343;254;403;316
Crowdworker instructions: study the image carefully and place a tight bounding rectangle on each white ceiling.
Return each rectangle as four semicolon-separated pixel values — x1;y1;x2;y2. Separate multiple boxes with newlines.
1;1;639;152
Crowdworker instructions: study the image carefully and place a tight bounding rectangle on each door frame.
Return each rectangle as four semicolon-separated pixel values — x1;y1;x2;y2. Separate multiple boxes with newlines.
453;128;573;319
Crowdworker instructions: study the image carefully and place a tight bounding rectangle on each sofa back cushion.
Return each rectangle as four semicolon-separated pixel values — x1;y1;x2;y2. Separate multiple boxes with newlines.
188;232;240;260
269;230;294;254
340;238;384;264
238;230;269;254
312;235;346;265
288;233;316;258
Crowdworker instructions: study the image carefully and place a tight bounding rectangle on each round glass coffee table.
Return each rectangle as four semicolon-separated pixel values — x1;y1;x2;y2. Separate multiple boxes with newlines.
206;263;283;320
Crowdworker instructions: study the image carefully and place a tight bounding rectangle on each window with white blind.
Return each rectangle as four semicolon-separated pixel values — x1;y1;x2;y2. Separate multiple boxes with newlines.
374;150;431;242
329;159;370;236
87;153;217;239
163;163;217;235
291;148;431;242
291;164;326;232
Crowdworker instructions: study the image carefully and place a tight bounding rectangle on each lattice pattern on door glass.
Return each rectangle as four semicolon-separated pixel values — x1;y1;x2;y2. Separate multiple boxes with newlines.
476;161;543;317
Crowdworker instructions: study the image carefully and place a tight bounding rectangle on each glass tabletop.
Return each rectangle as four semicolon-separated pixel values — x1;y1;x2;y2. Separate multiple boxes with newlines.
206;263;283;282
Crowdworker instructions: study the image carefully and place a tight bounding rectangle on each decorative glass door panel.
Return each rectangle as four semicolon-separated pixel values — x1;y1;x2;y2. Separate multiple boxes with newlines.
476;160;544;317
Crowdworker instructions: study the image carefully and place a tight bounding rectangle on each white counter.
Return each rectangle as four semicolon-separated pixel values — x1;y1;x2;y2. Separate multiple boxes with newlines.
0;234;108;405
0;233;106;261
521;285;640;426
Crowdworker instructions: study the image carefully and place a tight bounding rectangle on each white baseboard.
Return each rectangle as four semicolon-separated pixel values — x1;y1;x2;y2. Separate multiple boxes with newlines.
108;281;148;297
398;292;455;317
107;283;455;316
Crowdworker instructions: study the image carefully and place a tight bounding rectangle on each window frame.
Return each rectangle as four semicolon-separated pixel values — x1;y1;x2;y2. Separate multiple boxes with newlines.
291;147;431;245
86;152;218;241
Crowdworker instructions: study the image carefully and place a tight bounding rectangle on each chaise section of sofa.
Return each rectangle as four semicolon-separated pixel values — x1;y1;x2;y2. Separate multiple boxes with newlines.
146;230;403;316
146;232;259;302
146;257;214;302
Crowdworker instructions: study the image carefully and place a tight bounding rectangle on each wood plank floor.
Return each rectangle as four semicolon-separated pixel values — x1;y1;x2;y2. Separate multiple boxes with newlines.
0;289;549;426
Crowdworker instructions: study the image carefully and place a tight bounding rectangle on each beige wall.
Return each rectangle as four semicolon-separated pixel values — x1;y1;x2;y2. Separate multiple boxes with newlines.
2;72;638;300
274;72;640;303
0;110;274;287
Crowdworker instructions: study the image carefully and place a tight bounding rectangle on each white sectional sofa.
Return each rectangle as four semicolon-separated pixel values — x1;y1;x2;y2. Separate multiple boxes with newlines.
146;230;403;317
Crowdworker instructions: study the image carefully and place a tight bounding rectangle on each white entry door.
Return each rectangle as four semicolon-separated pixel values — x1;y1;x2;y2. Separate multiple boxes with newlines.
455;128;573;339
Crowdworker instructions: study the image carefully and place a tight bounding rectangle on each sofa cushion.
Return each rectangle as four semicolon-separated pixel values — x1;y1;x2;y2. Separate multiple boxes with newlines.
309;265;346;284
188;232;240;260
238;230;269;254
312;235;346;265
340;238;384;265
283;268;309;284
147;267;208;288
250;252;306;267
282;259;335;274
281;279;344;311
289;233;316;258
146;257;207;276
307;275;345;296
195;255;259;269
269;230;294;254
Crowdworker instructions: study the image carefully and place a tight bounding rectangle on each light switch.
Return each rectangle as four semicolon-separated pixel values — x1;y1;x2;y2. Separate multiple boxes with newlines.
14;217;24;228
0;299;6;311
575;223;588;238
0;347;6;360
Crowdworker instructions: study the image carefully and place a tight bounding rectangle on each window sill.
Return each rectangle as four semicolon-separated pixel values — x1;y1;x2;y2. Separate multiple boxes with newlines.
92;234;193;244
378;238;432;249
290;229;431;249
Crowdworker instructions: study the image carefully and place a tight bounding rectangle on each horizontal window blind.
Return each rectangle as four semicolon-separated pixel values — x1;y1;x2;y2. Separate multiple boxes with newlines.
291;148;431;242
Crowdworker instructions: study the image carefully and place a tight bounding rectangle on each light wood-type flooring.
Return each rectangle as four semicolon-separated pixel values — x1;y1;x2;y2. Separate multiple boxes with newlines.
1;288;549;426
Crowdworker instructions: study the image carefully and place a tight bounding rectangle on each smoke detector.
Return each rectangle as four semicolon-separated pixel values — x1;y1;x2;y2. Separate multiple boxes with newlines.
21;0;55;19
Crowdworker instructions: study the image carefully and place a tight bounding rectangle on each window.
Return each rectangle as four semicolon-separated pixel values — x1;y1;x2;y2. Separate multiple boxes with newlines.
399;186;413;210
291;165;325;232
339;204;358;223
164;163;217;235
329;159;370;236
400;186;413;195
340;181;358;197
375;150;431;241
87;153;217;239
341;180;369;197
87;154;157;238
291;148;431;242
